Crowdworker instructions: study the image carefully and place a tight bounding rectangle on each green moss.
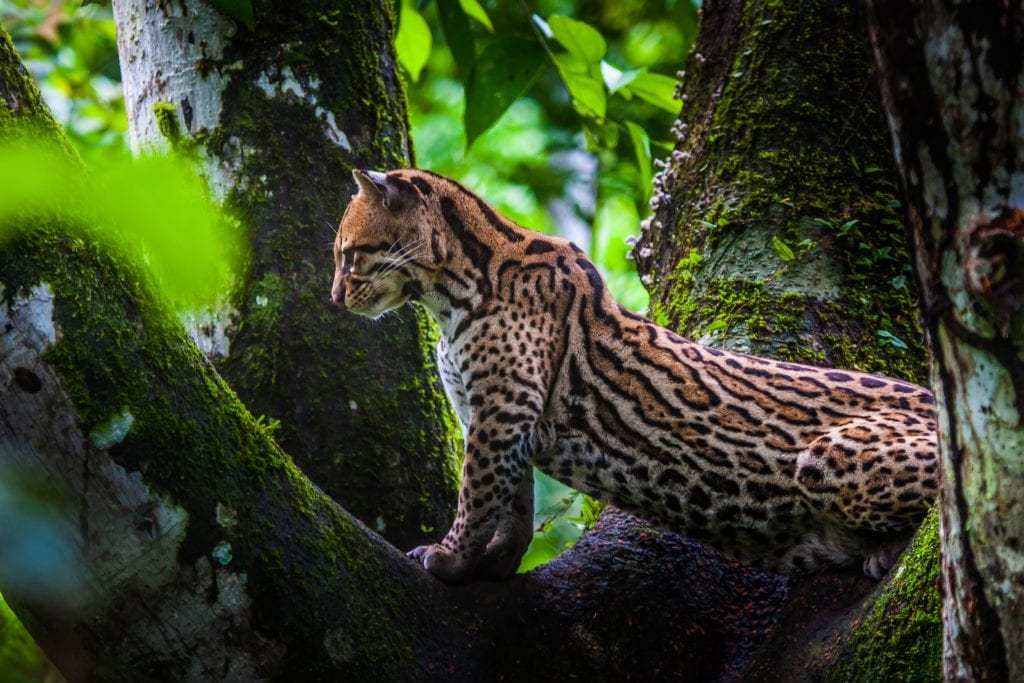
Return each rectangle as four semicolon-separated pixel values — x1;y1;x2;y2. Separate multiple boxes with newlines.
647;0;927;382
829;509;942;681
152;101;182;146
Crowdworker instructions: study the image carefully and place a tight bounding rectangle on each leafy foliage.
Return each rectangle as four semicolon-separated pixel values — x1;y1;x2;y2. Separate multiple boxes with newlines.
0;0;127;160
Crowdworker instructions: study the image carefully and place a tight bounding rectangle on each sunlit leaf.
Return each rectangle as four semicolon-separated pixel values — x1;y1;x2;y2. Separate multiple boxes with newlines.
547;15;605;73
0;140;242;311
553;53;606;119
437;0;475;82
621;71;680;114
459;0;493;31
625;120;652;197
395;0;431;82
465;37;545;148
208;0;254;29
600;60;644;94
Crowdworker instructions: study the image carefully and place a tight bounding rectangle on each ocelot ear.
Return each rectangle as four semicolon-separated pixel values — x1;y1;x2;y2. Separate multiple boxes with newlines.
353;169;404;211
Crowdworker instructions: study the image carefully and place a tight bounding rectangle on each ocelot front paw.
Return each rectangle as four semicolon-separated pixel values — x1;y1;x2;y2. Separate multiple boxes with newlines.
407;543;475;584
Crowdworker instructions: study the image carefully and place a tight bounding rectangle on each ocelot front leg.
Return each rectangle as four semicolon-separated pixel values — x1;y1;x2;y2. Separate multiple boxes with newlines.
794;412;938;578
408;390;542;583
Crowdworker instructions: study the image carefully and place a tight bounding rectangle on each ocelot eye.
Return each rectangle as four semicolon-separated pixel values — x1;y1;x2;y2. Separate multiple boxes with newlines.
341;249;355;275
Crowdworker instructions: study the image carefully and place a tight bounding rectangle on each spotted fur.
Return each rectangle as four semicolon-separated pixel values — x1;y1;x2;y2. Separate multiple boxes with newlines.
331;169;938;583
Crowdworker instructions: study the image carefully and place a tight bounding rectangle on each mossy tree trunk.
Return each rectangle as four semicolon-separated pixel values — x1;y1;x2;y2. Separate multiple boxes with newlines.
637;0;941;678
0;24;790;682
111;0;460;551
868;1;1024;679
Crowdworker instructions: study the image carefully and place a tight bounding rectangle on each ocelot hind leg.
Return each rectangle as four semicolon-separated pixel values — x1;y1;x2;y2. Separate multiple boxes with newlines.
475;468;535;580
794;412;938;577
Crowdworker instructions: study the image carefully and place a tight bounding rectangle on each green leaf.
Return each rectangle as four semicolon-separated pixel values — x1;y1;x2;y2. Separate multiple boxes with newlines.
600;61;644;94
878;329;909;350
0;140;243;311
621;71;680;114
437;0;475;82
395;1;431;82
547;15;606;73
207;0;254;29
625;120;652;197
464;37;545;148
553;53;606;119
772;236;795;262
459;0;493;31
706;318;728;332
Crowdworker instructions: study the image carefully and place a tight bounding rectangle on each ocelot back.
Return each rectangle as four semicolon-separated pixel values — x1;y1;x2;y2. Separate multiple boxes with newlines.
331;168;938;583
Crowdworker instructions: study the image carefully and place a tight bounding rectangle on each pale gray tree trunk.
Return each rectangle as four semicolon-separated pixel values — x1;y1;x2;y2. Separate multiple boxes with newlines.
867;1;1024;679
110;0;460;550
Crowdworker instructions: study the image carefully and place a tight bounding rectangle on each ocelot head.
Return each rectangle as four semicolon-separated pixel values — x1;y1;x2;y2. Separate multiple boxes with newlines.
331;169;436;318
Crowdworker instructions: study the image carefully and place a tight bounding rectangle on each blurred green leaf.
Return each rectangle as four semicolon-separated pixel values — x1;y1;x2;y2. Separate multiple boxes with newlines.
553;53;606;119
207;0;253;29
621;71;680;114
465;36;544;149
458;0;492;31
396;0;431;82
547;14;605;72
0;140;242;311
625;120;652;197
436;0;474;82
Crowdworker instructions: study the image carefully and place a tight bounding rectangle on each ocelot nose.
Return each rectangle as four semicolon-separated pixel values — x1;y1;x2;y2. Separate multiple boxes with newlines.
330;276;347;308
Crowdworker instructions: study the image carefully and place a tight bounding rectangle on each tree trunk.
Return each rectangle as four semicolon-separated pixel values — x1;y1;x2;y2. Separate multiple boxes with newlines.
638;0;941;678
866;1;1024;679
111;0;460;550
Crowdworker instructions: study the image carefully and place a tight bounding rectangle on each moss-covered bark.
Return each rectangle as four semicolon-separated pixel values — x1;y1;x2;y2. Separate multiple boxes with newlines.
638;0;925;381
114;0;460;551
637;0;941;678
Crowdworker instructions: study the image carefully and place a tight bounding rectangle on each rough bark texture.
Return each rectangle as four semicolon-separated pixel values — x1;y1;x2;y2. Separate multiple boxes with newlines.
111;0;460;551
867;1;1024;679
638;0;926;382
637;0;942;679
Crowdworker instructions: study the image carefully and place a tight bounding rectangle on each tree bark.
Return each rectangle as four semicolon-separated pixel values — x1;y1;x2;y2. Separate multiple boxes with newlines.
866;1;1024;679
111;0;460;550
639;0;942;678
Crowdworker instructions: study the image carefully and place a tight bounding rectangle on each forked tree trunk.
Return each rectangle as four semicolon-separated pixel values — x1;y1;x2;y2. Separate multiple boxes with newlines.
867;1;1024;679
111;0;460;550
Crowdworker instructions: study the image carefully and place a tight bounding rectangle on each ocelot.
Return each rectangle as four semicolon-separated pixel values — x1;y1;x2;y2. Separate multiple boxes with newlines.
331;168;938;583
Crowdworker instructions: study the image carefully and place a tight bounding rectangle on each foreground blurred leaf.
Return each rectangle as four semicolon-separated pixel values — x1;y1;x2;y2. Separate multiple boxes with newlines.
395;0;431;82
465;37;544;149
0;140;242;311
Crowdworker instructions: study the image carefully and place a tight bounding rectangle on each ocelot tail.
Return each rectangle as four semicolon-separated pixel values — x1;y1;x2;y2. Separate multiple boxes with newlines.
331;168;938;583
